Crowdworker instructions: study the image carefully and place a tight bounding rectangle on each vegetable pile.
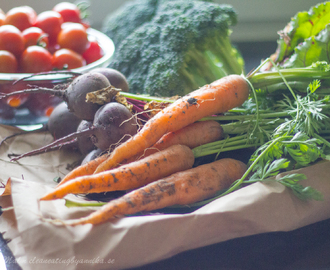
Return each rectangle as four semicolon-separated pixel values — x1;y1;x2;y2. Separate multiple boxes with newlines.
0;67;139;161
2;1;330;227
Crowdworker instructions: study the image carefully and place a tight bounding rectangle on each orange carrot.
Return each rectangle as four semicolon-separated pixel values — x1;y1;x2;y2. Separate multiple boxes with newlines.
40;144;195;200
127;120;223;162
57;153;108;186
62;158;247;226
58;120;223;186
93;74;249;174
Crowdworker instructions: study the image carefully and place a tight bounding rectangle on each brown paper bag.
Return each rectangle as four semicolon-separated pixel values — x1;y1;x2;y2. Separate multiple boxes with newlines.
1;124;330;270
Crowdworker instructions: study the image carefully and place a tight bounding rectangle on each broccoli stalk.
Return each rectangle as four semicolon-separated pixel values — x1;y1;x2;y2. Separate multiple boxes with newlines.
181;35;244;92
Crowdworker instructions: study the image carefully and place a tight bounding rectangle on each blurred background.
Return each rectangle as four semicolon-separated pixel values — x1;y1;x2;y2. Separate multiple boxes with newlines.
1;0;322;41
0;0;324;71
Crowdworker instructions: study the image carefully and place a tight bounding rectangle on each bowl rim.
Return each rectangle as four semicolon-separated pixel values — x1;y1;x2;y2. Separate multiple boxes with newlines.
0;28;115;82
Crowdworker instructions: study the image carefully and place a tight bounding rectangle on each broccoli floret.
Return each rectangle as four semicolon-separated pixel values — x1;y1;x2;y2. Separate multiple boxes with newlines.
102;0;159;48
102;0;215;49
108;0;244;97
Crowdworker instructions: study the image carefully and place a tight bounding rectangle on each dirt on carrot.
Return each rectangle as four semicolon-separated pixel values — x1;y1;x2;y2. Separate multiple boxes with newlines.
93;74;250;174
40;144;195;200
58;158;247;226
59;120;223;186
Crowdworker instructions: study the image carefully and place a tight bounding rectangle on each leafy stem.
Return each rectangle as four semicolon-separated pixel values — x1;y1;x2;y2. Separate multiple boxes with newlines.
218;136;292;197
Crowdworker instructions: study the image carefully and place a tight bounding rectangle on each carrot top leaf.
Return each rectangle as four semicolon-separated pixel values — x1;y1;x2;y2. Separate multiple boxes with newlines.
277;173;323;201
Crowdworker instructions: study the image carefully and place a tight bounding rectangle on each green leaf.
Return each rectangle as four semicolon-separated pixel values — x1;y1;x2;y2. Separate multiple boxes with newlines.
250;158;290;181
282;25;330;68
284;133;323;166
279;173;307;184
278;173;323;201
276;2;330;63
249;140;284;167
308;79;321;94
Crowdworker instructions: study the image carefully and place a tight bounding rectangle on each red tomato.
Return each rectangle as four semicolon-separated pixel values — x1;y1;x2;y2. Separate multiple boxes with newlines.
0;50;18;73
4;6;37;31
20;45;53;73
1;81;29;108
0;25;25;57
0;9;5;26
57;22;89;54
34;11;63;44
82;40;104;64
22;27;49;48
52;48;86;70
52;2;81;23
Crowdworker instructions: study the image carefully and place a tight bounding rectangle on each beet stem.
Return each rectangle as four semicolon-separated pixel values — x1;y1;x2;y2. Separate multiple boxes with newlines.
9;139;78;161
10;128;95;162
13;71;82;85
0;124;48;147
0;87;65;100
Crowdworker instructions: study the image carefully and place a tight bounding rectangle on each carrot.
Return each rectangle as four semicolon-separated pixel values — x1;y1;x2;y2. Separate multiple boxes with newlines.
40;144;195;201
62;158;247;226
58;120;223;186
127;120;223;162
57;153;108;186
93;74;250;174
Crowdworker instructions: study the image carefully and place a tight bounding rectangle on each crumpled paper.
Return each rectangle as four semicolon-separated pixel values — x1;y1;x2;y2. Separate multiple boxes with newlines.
1;124;330;270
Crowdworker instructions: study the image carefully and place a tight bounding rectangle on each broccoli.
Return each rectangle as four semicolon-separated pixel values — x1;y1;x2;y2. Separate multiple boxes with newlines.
102;0;215;49
102;0;159;48
106;0;245;97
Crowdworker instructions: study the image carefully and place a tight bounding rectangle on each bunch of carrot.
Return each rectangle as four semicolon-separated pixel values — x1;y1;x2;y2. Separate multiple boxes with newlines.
40;74;250;226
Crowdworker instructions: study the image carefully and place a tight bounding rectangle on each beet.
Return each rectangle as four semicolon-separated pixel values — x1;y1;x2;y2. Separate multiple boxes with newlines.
90;102;138;151
0;72;111;121
47;102;81;140
65;72;110;120
9;101;139;161
76;120;96;155
91;68;129;92
81;148;104;165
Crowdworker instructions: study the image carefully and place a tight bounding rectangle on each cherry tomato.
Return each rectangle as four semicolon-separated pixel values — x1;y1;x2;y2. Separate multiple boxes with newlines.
52;48;86;70
52;2;81;23
0;50;18;73
57;22;89;54
1;81;29;108
34;11;63;44
0;25;25;57
22;27;49;48
0;9;5;26
82;40;104;64
4;6;37;31
20;45;52;73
